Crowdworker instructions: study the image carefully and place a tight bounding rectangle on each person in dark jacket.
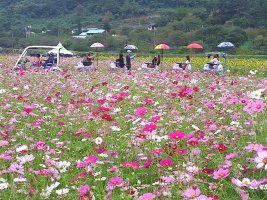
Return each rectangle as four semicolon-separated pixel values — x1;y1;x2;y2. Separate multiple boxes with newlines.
125;50;135;70
116;53;125;68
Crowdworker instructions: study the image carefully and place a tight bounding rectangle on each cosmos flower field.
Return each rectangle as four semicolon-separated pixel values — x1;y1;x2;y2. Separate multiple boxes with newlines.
0;55;266;200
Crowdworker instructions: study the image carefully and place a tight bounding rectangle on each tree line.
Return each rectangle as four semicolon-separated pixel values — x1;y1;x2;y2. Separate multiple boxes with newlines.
0;0;266;54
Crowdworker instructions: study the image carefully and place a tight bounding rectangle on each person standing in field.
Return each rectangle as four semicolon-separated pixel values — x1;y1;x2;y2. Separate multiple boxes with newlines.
125;50;136;71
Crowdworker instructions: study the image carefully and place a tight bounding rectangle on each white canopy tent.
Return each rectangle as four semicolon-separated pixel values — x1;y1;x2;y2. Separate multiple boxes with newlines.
48;43;73;55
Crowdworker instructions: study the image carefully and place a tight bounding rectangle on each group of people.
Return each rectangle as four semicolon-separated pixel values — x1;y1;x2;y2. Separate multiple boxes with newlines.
203;54;222;71
28;53;55;69
114;50;136;70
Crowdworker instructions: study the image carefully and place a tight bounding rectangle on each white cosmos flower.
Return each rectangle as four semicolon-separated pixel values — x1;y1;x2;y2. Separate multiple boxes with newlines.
249;89;265;99
95;137;103;145
99;153;108;158
0;89;6;94
111;126;121;131
55;188;69;195
192;125;199;130
0;178;7;183
13;177;27;183
16;145;28;153
113;108;121;113
0;182;9;190
55;161;71;173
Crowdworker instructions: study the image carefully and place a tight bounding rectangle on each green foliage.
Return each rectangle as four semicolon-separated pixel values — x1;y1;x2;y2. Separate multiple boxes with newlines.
0;0;266;54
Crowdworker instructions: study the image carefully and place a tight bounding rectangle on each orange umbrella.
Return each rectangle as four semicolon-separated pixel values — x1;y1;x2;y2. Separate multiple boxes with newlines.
187;43;203;49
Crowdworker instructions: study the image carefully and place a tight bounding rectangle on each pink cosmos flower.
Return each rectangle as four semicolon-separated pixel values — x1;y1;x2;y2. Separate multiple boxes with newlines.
243;102;253;114
108;166;119;172
143;158;153;168
85;155;99;164
213;168;229;179
143;123;157;132
251;100;265;113
108;176;123;187
159;158;173;167
135;107;147;117
151;115;160;123
17;154;35;164
169;131;185;141
152;149;164;156
138;193;156;200
176;148;187;155
245;143;264;152
208;124;217;132
205;101;215;109
254;150;267;170
79;184;90;196
183;188;201;198
239;97;248;104
238;189;249;200
33;119;42;127
0;153;12;160
0;140;9;147
34;141;48;151
122;161;140;169
225;152;236;160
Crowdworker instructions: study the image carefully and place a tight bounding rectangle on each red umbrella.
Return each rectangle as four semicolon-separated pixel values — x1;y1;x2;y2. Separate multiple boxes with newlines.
187;43;203;49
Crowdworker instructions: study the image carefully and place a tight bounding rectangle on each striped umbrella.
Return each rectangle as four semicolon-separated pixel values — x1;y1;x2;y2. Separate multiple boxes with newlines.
155;44;170;69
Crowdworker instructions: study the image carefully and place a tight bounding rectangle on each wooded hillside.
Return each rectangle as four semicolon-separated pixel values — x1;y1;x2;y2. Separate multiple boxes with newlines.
0;0;266;53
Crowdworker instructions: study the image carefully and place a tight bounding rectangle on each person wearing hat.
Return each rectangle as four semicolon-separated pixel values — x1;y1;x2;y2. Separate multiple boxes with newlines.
125;50;136;71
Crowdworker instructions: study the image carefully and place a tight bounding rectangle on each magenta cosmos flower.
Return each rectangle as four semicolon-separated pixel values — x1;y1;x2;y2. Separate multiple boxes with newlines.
79;184;90;196
169;131;185;141
159;158;173;167
254;151;267;170
138;193;156;200
34;141;48;151
143;123;157;132
213;168;229;179
135;107;147;117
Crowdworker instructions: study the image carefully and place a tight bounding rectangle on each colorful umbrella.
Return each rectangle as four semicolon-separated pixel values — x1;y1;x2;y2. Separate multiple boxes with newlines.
90;42;105;66
217;42;234;48
124;45;138;50
187;43;203;49
155;44;170;69
155;44;170;50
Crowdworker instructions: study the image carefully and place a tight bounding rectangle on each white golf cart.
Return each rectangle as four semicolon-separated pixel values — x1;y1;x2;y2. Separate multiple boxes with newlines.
14;46;61;71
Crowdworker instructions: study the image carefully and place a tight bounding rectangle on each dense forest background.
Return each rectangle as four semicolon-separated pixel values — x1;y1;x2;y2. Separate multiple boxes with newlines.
0;0;267;54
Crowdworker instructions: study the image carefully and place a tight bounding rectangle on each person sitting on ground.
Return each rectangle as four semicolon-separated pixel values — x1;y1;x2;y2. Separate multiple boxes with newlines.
209;54;219;65
31;54;42;69
184;55;192;71
147;56;157;68
43;53;55;69
83;52;95;67
115;53;125;68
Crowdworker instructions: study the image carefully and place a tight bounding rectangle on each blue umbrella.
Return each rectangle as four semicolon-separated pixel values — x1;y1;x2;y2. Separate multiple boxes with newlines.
217;42;234;48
